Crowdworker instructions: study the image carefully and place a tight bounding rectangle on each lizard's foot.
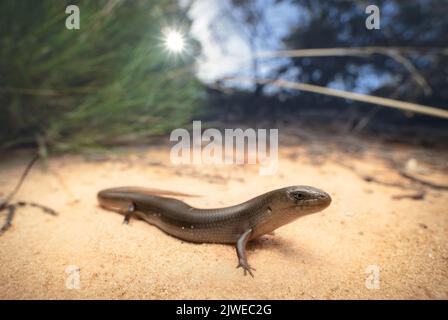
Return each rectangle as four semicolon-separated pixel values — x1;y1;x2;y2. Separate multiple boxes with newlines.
236;259;256;277
122;202;135;225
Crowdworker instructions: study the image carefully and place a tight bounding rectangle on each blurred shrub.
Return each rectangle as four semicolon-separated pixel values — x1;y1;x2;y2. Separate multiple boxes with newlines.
0;0;203;152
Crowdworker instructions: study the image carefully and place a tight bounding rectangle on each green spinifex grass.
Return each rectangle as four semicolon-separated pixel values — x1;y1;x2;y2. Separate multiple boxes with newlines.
0;0;203;152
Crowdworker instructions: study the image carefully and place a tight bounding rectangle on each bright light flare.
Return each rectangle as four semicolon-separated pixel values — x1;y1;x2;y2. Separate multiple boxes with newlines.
163;30;185;54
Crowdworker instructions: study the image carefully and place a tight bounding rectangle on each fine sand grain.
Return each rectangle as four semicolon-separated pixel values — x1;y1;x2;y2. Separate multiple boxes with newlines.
0;144;447;299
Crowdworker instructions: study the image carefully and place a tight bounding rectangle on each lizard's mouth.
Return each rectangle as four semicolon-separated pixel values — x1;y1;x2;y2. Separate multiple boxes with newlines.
310;193;331;209
290;193;331;212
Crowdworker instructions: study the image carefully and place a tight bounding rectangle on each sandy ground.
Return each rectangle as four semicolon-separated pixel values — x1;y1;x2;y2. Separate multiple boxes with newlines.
0;141;447;299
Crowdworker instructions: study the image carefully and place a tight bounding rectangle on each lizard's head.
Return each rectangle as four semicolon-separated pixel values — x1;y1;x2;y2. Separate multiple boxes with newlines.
267;185;331;220
284;185;331;214
251;185;332;238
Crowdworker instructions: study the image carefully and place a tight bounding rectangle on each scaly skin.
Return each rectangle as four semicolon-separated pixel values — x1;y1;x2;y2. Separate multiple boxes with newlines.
97;185;331;276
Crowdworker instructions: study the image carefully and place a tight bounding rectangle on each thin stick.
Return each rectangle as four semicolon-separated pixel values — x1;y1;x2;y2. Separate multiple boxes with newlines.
0;205;16;236
256;47;446;58
17;201;58;216
0;154;58;236
223;76;448;119
397;170;448;190
1;154;39;209
256;47;442;97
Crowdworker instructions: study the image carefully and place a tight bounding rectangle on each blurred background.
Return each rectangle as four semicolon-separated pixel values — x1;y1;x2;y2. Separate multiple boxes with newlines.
1;0;448;299
1;0;447;153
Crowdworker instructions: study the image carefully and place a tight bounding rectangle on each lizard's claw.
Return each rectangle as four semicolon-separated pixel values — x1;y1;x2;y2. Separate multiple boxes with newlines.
236;260;256;277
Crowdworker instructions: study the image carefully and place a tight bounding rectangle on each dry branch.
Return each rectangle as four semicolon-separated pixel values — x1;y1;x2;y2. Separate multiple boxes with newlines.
397;170;448;191
224;76;448;119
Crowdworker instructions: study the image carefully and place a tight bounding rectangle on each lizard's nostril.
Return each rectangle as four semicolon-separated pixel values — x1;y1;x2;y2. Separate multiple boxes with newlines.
317;192;331;206
324;193;332;205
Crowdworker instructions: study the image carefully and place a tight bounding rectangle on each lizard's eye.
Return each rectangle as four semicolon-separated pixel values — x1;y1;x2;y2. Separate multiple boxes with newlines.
291;192;305;201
